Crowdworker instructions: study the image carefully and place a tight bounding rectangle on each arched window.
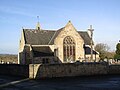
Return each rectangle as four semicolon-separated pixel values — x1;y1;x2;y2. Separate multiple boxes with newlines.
63;36;75;62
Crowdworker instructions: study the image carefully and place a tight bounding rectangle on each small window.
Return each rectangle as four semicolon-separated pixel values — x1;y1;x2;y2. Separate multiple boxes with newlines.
42;58;45;64
42;58;49;64
46;58;49;63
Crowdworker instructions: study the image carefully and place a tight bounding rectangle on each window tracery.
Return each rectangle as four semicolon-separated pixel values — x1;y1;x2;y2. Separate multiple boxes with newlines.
63;36;75;62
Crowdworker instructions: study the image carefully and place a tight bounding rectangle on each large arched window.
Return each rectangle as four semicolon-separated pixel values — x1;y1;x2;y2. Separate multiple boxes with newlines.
63;36;75;62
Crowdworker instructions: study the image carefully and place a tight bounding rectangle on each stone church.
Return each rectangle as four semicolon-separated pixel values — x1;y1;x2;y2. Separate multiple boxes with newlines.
19;21;99;64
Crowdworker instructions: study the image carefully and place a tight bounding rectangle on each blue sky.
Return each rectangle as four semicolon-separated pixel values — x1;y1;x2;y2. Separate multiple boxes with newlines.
0;0;120;54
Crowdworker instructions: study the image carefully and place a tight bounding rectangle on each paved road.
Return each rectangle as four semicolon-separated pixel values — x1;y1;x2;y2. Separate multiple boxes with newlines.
0;75;120;90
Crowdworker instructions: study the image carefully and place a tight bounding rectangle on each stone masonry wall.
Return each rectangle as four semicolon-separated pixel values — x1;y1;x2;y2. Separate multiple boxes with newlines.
109;65;120;74
29;63;108;79
0;64;29;77
0;63;120;79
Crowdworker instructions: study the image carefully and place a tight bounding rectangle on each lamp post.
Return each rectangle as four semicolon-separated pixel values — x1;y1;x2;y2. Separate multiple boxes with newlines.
88;25;94;62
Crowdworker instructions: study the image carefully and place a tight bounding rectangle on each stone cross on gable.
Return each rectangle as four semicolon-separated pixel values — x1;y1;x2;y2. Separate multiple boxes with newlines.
88;25;94;62
88;25;94;38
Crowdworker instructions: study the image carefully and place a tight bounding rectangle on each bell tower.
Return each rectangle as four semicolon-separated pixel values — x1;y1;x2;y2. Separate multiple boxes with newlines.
36;16;41;30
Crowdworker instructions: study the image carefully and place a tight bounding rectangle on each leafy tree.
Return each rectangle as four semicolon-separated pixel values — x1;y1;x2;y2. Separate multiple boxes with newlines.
114;43;120;60
114;54;120;60
95;43;110;60
116;43;120;54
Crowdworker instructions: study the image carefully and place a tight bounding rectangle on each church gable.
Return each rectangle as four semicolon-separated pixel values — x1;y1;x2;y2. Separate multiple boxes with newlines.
64;21;77;32
53;21;91;45
54;21;84;45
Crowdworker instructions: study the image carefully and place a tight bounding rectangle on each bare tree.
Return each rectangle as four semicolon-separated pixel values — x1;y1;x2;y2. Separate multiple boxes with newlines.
95;43;110;60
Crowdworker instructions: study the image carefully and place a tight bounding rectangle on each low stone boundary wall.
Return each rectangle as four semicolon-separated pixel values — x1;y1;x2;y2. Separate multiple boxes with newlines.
109;65;120;74
29;63;109;79
0;64;29;77
0;63;120;79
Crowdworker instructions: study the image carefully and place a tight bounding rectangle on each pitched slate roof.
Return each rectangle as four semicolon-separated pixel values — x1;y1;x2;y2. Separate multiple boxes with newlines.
23;29;55;45
32;46;54;57
84;46;98;54
78;31;91;45
23;29;91;45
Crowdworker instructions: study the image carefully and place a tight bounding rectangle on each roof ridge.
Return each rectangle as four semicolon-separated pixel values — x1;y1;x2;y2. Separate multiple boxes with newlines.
78;31;87;32
24;29;57;31
41;29;56;31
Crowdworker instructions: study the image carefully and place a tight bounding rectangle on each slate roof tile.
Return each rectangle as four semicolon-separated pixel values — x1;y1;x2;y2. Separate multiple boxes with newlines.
23;29;92;45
